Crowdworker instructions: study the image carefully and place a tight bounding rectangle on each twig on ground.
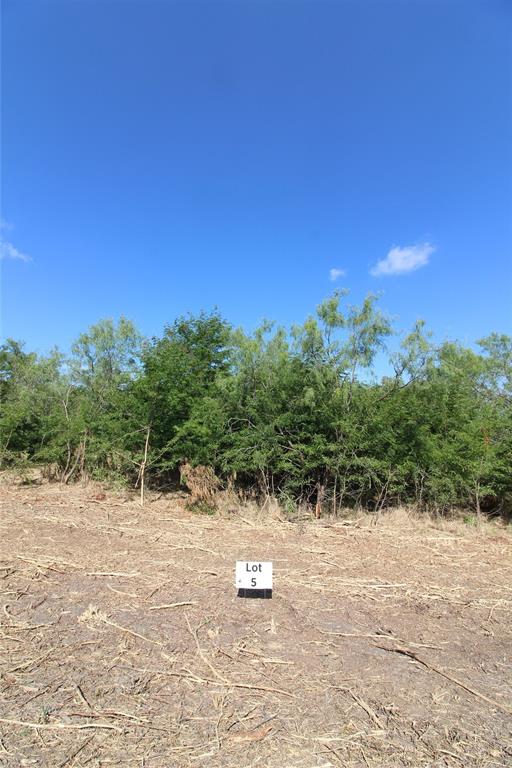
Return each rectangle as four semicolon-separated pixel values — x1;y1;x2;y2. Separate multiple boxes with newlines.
318;627;442;650
86;571;140;577
57;735;95;768
171;667;297;698
149;601;197;611
185;615;230;684
320;741;346;764
227;723;273;742
375;644;512;716
346;689;386;729
79;606;163;646
75;684;93;710
0;716;122;733
8;648;53;673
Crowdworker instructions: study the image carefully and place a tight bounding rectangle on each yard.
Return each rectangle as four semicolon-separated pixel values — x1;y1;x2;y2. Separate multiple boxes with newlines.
1;478;511;767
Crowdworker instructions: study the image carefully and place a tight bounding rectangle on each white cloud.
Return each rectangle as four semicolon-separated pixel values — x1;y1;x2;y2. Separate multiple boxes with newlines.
370;243;435;276
0;240;32;262
329;267;346;282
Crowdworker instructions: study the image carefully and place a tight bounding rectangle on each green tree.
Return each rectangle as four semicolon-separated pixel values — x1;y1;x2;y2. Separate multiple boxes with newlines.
138;311;232;477
0;340;64;469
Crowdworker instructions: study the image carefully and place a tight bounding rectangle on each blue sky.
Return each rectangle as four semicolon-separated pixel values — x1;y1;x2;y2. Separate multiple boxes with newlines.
1;0;511;360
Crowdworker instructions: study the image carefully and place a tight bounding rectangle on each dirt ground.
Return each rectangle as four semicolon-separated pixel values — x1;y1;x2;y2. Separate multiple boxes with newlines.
1;478;511;767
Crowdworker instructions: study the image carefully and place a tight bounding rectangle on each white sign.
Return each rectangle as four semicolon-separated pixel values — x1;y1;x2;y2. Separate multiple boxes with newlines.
235;561;273;590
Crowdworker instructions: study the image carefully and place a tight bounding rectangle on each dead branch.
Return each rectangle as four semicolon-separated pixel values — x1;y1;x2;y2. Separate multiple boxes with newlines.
149;601;197;611
375;644;512;716
185;615;230;683
0;716;122;733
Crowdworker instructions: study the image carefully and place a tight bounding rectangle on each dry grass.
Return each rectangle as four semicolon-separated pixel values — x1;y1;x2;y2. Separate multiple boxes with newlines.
1;475;511;767
179;462;220;506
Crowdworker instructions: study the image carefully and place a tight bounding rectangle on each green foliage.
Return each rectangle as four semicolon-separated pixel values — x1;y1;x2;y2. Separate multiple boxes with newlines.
2;293;511;517
187;499;217;516
0;340;64;466
139;310;231;474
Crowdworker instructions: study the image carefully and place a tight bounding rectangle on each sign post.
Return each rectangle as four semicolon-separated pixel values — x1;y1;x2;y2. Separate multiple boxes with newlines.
235;561;272;599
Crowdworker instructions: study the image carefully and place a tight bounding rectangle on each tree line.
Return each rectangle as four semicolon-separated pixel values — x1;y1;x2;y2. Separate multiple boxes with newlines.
1;291;511;517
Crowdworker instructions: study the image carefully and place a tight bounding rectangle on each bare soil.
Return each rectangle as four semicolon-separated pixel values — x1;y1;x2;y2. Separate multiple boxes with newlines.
1;478;511;767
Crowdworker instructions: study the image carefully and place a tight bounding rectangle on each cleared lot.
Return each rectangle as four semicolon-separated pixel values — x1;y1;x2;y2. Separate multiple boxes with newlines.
1;479;511;767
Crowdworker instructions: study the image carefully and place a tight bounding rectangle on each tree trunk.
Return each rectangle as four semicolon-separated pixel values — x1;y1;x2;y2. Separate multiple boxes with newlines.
140;426;151;507
315;482;325;519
